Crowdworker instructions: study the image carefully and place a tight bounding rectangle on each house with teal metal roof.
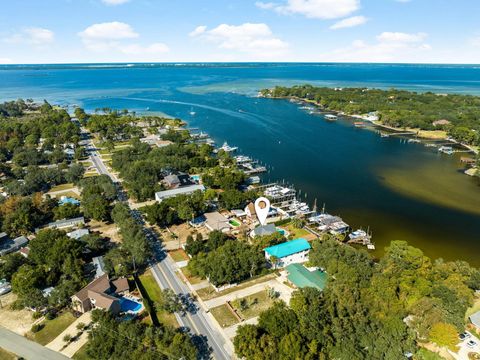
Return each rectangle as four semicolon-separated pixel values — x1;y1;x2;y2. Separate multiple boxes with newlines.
264;238;311;267
286;263;327;291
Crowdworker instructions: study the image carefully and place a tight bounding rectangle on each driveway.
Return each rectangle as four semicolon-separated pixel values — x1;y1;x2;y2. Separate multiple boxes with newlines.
0;325;68;360
449;332;480;360
204;278;294;309
46;312;91;353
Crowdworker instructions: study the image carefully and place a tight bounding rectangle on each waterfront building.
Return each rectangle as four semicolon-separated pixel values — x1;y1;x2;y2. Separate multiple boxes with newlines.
286;263;327;291
264;238;311;267
155;184;205;202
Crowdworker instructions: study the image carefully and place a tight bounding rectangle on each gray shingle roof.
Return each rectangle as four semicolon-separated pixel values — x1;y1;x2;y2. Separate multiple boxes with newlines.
470;311;480;328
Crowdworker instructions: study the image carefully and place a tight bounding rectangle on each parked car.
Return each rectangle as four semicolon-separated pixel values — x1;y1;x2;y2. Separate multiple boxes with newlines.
459;332;471;341
466;340;477;348
0;279;12;295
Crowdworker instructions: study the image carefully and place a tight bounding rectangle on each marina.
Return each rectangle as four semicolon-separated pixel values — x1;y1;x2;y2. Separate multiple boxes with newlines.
3;63;480;265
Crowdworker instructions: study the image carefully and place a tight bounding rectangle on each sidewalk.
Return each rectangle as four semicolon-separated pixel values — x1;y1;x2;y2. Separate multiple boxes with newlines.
46;312;91;356
203;279;293;309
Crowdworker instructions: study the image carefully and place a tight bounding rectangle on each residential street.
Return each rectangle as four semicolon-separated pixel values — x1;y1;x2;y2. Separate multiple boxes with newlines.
0;325;69;360
85;131;231;359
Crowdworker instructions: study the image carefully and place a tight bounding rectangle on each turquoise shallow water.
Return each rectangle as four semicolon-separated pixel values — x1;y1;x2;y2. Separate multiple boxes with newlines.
1;63;480;265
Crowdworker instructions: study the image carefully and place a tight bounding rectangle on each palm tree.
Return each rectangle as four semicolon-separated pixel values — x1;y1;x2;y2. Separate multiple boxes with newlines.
270;255;279;269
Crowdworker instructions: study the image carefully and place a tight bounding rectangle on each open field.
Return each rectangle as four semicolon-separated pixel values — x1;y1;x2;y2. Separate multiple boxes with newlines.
88;220;121;243
180;267;204;285
231;290;276;320
0;293;36;335
210;304;239;328
169;249;189;262
196;273;276;301
49;183;75;192
139;271;178;328
28;312;76;345
281;223;310;239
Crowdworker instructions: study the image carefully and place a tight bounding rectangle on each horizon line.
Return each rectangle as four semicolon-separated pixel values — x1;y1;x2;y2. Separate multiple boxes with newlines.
1;61;480;66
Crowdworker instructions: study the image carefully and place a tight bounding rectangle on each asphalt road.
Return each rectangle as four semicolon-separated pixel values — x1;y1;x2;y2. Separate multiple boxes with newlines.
85;131;230;359
0;326;69;360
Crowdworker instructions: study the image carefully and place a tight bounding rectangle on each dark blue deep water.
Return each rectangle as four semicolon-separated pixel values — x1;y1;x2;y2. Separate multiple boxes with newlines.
1;63;480;265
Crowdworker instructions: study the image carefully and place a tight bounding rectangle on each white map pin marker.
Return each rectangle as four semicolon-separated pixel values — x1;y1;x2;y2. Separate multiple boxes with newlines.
255;197;271;226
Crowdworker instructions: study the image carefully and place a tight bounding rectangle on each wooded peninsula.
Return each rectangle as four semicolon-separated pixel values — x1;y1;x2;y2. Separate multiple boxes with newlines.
261;85;480;148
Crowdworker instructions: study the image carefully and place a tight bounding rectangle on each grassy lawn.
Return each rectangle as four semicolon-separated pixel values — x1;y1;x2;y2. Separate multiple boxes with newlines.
98;149;112;155
196;273;276;301
231;290;276;320
415;348;444;360
83;171;99;178
210;304;239;328
283;224;310;238
169;249;189;262
0;347;16;360
138;271;178;328
180;267;204;285
49;183;74;192
79;161;92;168
466;294;480;319
29;311;77;345
72;344;90;360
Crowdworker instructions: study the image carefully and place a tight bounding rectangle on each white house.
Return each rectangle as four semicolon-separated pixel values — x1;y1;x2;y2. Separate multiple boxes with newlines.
155;184;205;202
264;238;311;268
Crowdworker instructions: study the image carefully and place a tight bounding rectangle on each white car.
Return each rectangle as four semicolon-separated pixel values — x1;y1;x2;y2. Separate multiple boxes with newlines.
466;340;477;348
0;283;12;295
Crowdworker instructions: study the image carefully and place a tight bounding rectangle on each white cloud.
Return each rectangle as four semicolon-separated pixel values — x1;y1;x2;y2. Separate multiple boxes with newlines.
3;27;54;46
78;22;139;51
319;31;431;62
258;0;360;19
330;15;367;30
0;57;13;64
189;23;288;57
78;22;169;58
101;0;130;5
376;31;426;43
189;26;207;37
255;1;277;9
79;22;138;41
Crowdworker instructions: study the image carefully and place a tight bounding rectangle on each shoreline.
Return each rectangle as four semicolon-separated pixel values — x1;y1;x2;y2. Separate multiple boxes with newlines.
261;93;479;155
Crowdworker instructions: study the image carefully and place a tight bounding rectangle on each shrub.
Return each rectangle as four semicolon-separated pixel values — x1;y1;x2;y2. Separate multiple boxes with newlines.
31;324;44;333
45;310;57;320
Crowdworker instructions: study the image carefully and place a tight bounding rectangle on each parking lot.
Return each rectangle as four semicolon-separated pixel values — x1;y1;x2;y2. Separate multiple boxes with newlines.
450;331;480;360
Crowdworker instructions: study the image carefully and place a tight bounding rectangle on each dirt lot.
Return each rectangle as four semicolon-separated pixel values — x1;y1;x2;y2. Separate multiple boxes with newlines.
87;220;121;243
161;223;210;250
0;293;36;335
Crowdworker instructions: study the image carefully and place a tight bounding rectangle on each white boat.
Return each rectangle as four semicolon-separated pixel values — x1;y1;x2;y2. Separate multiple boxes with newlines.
325;114;338;121
438;146;454;155
215;142;238;153
189;107;196;116
349;229;368;240
380;133;390;138
407;138;421;143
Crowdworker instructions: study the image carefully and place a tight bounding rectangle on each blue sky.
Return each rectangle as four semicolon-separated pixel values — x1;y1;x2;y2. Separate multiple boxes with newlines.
1;0;479;64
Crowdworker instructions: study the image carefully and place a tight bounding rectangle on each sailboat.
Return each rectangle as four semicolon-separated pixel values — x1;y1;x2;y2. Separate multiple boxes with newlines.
189;107;196;116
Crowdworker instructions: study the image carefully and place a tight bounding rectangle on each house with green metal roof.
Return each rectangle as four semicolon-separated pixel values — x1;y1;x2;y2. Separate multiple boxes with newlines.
264;238;311;267
286;263;327;291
